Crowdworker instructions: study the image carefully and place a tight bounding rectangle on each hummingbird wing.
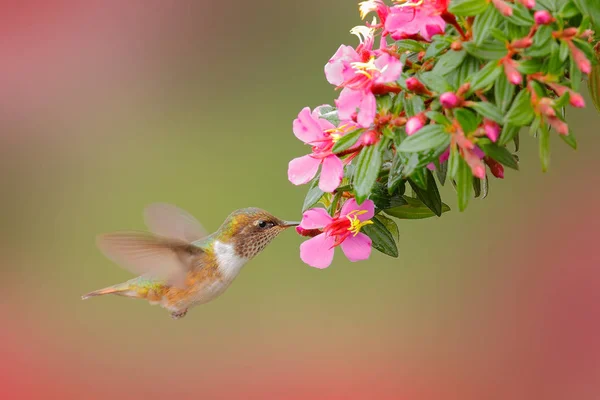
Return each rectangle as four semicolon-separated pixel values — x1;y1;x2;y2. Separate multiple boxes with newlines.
96;231;205;288
143;203;208;242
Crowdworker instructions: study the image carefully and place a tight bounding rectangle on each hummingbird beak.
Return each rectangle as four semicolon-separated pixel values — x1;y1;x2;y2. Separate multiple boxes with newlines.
281;221;300;228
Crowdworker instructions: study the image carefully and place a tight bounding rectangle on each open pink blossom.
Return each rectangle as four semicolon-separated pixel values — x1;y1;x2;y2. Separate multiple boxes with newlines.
335;53;403;127
385;1;447;42
288;107;353;193
299;199;374;269
325;26;374;87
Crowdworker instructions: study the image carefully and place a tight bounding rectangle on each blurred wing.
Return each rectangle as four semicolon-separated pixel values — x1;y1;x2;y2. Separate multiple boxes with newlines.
143;203;208;242
96;231;205;287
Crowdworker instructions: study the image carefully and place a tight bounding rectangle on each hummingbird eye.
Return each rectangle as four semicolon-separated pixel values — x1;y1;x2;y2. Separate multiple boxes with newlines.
258;220;268;228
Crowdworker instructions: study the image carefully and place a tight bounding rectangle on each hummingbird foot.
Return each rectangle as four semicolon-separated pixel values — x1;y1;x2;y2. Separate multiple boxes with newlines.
170;309;188;320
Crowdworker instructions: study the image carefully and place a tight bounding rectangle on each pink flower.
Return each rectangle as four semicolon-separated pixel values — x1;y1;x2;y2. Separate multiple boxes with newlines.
288;107;349;193
385;1;446;42
335;53;403;127
298;199;374;269
325;27;374;87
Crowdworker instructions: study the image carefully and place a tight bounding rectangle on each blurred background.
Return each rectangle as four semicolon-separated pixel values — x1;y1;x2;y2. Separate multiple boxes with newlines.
1;1;599;399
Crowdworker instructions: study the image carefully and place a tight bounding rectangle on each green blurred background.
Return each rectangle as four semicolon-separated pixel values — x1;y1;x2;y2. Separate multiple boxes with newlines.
1;1;599;399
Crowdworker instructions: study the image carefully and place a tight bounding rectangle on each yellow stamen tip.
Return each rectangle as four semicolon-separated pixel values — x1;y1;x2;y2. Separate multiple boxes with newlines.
346;210;374;236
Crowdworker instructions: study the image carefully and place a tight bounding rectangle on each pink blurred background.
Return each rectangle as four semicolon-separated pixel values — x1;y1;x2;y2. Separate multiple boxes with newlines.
1;1;599;399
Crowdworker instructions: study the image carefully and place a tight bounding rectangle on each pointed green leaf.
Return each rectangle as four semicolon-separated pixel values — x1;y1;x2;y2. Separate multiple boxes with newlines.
375;214;400;241
506;3;535;26
385;196;451;219
456;157;473;212
505;90;535;126
498;124;520;146
588;64;600;113
448;0;490;16
447;146;459;180
462;40;507;60
332;129;365;153
353;140;386;204
433;49;467;76
495;72;515;113
409;167;428;190
467;101;504;123
560;130;577;150
409;170;443;216
480;143;519;170
473;6;502;46
302;179;324;212
539;124;551;172
469;61;503;92
397;125;449;152
362;217;399;258
455;109;480;134
426;111;452;126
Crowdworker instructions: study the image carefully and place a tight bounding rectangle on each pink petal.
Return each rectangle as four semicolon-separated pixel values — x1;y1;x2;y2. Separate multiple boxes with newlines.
423;23;444;41
300;233;336;269
300;208;333;230
293;107;325;144
336;87;363;122
374;53;403;84
341;198;375;222
319;155;344;193
357;92;377;127
324;45;361;86
340;233;372;262
288;155;321;186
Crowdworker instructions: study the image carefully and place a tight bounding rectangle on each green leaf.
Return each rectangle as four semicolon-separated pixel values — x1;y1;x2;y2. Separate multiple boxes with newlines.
353;140;386;204
455;109;480;134
506;3;535;26
518;59;546;75
473;175;481;198
447;146;459;180
560;130;577;149
570;53;582;92
396;39;427;52
432;49;467;76
462;40;507;60
424;38;451;60
302;179;324;212
539;124;551;172
456;157;473;212
436;160;448;186
387;154;406;194
572;0;600;33
524;25;554;58
318;106;340;126
458;56;482;86
448;0;490;16
375;214;400;241
547;41;565;77
426;111;452;126
498;124;520;146
409;167;428;190
362;218;399;258
385;196;451;219
480;143;519;170
469;61;503;92
505;90;535;126
494;72;515;113
419;71;453;93
397;125;450;152
467;101;504;123
588;64;600;113
332;129;365;153
473;6;503;46
559;39;570;62
409;170;443;216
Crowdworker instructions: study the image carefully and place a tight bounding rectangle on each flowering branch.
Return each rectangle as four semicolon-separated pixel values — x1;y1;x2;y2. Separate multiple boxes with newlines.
288;0;600;268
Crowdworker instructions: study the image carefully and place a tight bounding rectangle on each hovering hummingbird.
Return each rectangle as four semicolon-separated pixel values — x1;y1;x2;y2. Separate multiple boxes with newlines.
82;203;299;319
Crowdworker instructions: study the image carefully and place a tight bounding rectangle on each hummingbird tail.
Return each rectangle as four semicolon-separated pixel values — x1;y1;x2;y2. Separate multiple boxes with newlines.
81;284;131;300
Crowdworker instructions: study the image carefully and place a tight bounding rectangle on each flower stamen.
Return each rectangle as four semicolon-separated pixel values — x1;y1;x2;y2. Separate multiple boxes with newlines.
351;57;379;79
346;210;374;236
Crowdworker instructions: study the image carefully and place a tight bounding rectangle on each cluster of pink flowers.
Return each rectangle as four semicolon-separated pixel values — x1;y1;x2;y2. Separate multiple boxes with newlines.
288;0;596;268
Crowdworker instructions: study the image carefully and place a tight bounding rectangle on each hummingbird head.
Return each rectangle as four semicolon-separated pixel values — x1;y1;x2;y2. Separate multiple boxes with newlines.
218;208;299;259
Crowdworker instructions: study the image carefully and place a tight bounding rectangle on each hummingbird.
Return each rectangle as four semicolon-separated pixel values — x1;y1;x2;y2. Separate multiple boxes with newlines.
82;203;299;319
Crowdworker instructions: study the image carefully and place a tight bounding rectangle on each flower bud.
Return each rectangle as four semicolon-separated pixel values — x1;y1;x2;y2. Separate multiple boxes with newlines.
492;0;513;16
502;58;523;85
485;157;505;179
360;130;380;146
512;37;533;49
534;10;553;25
518;0;535;9
405;77;428;94
483;119;500;142
547;116;569;135
440;92;461;109
569;92;585;108
406;114;426;135
567;41;592;74
450;41;463;51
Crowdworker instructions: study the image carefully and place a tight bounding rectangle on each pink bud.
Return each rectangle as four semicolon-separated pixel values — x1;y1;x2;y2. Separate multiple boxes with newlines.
464;149;486;179
491;0;513;16
406;114;426;135
406;77;427;94
361;130;380;146
518;0;535;9
569;92;585;108
567;41;592;74
483;119;500;142
502;58;523;85
547;116;569;135
440;92;461;109
512;37;533;49
534;10;553;25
